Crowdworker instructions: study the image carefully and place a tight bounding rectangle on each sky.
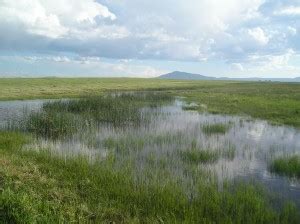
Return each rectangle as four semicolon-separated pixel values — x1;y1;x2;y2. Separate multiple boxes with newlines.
0;0;300;78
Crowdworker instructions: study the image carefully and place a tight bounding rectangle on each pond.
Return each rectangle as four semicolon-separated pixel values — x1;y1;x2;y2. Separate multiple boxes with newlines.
0;94;300;209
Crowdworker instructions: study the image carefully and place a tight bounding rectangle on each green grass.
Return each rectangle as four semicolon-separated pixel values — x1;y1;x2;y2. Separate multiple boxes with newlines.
270;155;300;178
182;82;300;128
15;93;173;139
0;78;214;101
182;104;199;111
202;123;231;135
180;142;236;164
219;143;236;160
1;79;300;222
25;111;79;139
180;149;219;164
1;131;299;223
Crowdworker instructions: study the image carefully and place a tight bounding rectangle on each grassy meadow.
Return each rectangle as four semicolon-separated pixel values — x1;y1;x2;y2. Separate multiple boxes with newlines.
1;78;300;223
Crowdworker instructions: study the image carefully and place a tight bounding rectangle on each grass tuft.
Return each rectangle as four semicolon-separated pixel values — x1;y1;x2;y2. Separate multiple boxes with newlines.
270;155;300;178
202;123;231;135
18;93;173;139
180;149;219;164
180;140;236;164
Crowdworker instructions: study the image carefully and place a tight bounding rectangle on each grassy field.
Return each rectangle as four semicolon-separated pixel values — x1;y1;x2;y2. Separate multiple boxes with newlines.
0;78;209;100
1;78;300;127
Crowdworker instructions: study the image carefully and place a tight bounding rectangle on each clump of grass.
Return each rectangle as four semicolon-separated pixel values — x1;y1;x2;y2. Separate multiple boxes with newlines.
25;112;79;139
270;155;300;178
19;93;173;139
180;149;219;164
180;139;218;164
103;136;145;153
42;95;142;125
202;123;231;135
220;143;236;160
182;103;199;111
0;131;29;151
182;105;198;111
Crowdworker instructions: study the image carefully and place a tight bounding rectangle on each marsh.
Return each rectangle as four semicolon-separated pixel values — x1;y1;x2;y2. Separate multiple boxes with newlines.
1;92;300;222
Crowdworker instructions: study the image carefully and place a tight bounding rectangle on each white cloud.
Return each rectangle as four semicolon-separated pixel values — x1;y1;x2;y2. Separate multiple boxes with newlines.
52;56;71;63
247;27;269;46
274;6;300;16
0;0;116;38
72;25;130;40
243;49;296;71
17;55;166;77
287;26;297;36
230;63;244;71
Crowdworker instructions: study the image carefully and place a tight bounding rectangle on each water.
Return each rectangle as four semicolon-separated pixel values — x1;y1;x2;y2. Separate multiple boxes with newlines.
1;97;300;208
0;100;46;127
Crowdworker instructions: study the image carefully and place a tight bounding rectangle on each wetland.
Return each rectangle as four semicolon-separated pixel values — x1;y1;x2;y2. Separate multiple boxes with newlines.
1;91;300;223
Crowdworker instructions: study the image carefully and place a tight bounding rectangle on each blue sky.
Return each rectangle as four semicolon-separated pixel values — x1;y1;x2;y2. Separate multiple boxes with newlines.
0;0;300;78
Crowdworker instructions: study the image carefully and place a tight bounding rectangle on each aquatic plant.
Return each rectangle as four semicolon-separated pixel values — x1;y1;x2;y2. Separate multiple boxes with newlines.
270;155;300;178
180;141;236;164
202;123;231;135
220;142;236;160
180;148;219;164
182;103;199;111
21;93;173;139
25;111;79;139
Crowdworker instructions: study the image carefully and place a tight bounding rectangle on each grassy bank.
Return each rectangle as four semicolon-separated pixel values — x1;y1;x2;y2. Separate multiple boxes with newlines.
181;82;300;128
1;78;300;128
1;131;299;223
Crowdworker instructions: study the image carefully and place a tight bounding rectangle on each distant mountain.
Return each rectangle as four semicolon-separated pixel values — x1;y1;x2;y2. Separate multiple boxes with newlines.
159;71;215;80
158;71;300;82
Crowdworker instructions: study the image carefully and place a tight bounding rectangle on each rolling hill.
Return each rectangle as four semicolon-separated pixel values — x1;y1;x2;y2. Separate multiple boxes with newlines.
158;71;300;82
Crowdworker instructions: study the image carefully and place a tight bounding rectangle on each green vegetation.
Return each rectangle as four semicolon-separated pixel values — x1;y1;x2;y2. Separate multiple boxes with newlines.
180;140;219;164
1;80;300;222
26;111;78;139
219;143;236;160
2;78;299;127
180;149;219;164
17;93;172;139
180;141;236;164
182;82;300;128
182;103;199;111
270;155;300;178
1;131;299;223
0;78;207;100
202;123;231;135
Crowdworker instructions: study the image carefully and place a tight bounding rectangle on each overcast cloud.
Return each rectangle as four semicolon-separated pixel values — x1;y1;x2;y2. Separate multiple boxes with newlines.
0;0;299;77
